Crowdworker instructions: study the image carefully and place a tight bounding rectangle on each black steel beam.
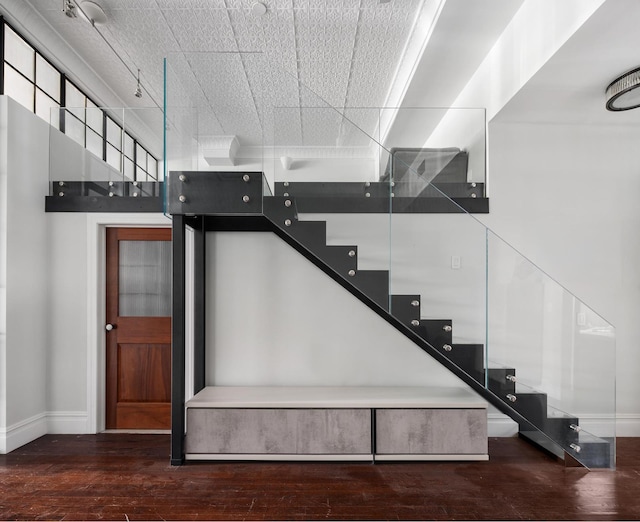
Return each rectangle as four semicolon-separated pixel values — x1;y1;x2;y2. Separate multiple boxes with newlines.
171;215;186;466
166;171;263;215
283;196;489;214
203;215;273;232
45;196;163;213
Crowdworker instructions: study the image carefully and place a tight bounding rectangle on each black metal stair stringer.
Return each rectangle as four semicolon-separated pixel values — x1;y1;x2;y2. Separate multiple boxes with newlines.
258;202;549;439
261;196;610;465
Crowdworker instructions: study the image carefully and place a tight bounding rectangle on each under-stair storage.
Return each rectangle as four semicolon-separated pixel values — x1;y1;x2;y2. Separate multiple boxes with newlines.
184;387;488;461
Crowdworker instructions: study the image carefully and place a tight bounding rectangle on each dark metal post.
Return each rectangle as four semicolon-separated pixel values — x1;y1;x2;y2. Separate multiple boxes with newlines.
171;214;186;465
194;215;206;394
59;73;66;134
0;18;5;95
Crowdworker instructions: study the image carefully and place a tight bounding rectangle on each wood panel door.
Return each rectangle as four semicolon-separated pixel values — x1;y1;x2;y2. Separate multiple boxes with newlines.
106;227;172;429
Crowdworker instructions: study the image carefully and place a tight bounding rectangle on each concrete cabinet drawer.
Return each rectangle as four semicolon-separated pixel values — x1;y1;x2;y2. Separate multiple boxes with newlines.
375;409;487;455
186;408;371;455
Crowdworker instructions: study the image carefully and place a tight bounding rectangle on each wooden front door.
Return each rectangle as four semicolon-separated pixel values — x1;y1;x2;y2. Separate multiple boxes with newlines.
106;227;172;429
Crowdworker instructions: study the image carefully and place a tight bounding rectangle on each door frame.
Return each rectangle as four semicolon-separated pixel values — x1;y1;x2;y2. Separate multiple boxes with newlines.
105;226;172;430
85;214;193;433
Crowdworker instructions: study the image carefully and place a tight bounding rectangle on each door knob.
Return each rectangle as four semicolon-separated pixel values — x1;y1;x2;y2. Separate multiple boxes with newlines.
105;323;115;331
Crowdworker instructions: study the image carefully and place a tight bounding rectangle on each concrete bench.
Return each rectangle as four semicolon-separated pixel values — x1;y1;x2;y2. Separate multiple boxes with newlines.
185;386;488;461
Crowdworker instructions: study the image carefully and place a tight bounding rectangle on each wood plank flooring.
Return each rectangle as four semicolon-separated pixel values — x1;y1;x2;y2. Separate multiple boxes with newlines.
1;435;639;520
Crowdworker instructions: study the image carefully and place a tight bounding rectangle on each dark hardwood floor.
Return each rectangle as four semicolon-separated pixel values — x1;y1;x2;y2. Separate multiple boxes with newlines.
1;435;639;520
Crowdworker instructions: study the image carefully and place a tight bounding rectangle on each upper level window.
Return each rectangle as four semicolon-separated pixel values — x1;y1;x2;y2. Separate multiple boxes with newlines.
2;19;159;181
4;25;34;81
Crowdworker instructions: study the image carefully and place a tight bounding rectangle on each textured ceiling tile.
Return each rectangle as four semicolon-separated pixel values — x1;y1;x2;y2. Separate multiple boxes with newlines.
180;53;263;145
262;9;297;65
228;9;264;51
163;7;236;51
223;0;245;10
100;0;159;8
255;0;295;9
292;0;310;9
153;0;227;8
23;0;56;11
92;8;179;105
106;8;178;56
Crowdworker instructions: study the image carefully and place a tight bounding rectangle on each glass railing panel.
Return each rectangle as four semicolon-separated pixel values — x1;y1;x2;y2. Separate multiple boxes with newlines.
272;105;392;311
388;210;488;368
164;52;265;216
380;107;486;200
49;106;164;200
384;108;488;388
50;106;123;197
487;230;616;468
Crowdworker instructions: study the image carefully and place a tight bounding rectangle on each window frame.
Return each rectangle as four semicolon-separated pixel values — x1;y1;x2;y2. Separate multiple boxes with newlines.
0;16;159;181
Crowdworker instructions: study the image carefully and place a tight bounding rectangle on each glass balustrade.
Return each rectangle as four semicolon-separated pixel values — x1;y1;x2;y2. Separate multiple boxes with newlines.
163;52;615;469
49;106;164;202
164;52;265;216
486;231;616;467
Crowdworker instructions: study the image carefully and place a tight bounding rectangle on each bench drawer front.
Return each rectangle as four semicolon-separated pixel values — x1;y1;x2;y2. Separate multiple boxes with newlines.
186;408;371;455
375;409;487;455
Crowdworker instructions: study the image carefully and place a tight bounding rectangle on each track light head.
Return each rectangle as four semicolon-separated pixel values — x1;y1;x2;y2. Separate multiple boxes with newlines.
134;69;143;98
63;0;78;18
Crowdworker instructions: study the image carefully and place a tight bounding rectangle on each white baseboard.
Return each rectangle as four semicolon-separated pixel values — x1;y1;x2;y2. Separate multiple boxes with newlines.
488;413;640;438
0;411;89;454
2;411;639;455
488;412;518;437
47;411;89;434
614;414;640;437
0;412;47;454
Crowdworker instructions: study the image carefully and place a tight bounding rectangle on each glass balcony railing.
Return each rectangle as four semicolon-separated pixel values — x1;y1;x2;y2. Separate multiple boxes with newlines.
48;106;164;202
163;52;615;469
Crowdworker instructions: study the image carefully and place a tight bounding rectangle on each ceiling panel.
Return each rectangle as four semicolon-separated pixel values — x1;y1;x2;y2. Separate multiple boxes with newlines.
162;7;236;51
154;0;227;8
18;0;427;151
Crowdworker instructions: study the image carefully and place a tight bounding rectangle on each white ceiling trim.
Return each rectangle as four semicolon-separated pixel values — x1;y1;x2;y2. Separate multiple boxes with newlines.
237;145;376;159
364;0;446;158
380;0;445;120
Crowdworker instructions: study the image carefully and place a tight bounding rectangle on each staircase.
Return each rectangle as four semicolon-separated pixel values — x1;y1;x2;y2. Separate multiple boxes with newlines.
260;193;613;469
46;170;615;469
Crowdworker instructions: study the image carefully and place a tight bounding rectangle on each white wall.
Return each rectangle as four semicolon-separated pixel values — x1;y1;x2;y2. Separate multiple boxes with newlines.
302;213;487;344
47;213;89;426
49;128;126;183
0;97;50;452
207;231;475;388
482;121;640;434
44;211;172;436
207;230;513;435
0;97;172;451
